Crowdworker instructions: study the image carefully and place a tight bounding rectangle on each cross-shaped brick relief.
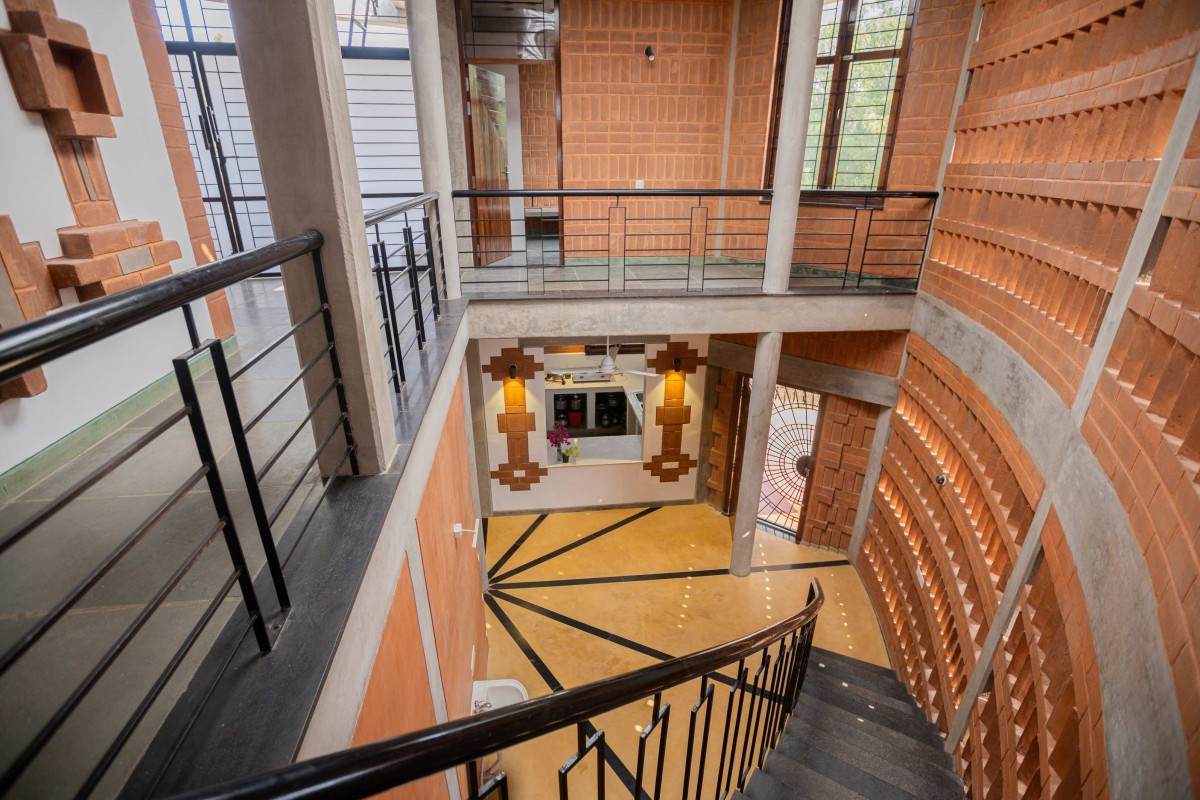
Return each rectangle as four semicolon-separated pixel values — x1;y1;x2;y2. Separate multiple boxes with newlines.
485;346;548;491
0;0;184;393
643;341;705;482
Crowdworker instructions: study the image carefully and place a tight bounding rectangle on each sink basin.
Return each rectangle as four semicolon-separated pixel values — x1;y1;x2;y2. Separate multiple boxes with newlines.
472;679;529;714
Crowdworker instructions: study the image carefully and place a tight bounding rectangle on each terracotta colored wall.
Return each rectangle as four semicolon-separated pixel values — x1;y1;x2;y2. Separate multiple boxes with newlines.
518;62;559;207
352;560;448;800
714;330;907;376
800;395;877;551
558;0;734;256
415;383;488;723
885;0;976;191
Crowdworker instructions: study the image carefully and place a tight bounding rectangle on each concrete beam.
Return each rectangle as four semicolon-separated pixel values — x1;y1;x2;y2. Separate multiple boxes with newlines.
228;0;396;474
707;338;900;407
466;293;916;339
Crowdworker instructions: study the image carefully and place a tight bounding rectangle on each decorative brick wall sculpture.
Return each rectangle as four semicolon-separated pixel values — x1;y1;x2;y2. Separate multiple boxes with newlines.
644;341;705;482
0;0;182;303
0;215;58;398
484;346;548;491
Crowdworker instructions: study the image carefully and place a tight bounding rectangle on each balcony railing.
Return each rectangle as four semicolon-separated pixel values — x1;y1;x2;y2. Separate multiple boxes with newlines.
453;188;937;295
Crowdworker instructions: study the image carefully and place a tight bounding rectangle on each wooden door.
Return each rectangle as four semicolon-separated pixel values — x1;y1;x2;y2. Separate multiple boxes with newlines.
468;65;512;265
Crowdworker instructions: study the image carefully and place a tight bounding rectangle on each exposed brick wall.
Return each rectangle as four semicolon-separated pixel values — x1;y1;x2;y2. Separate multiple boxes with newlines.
1080;115;1200;782
558;0;734;255
860;333;1044;733
922;0;1198;403
714;330;908;376
886;0;975;191
518;63;559;208
800;395;876;551
956;510;1108;800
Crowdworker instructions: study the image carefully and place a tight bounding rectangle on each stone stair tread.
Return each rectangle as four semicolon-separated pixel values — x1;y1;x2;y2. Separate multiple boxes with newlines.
784;714;961;786
792;693;953;769
781;720;963;798
772;735;920;800
804;669;924;718
811;647;902;686
800;676;939;743
810;647;897;679
809;658;914;704
745;768;811;800
808;655;914;703
763;749;870;800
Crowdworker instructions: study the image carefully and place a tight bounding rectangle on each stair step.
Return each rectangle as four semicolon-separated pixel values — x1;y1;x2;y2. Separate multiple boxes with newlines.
784;713;961;787
792;693;952;769
780;720;963;799
804;670;923;719
810;647;897;680
745;768;811;800
772;733;921;800
799;677;939;743
808;655;913;703
763;749;869;800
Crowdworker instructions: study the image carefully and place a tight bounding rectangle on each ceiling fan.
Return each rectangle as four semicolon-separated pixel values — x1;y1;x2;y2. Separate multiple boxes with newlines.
545;337;658;383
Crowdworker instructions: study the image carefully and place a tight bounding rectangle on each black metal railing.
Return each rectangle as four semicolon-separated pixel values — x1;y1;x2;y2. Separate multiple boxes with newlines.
0;232;355;796
452;188;936;295
365;193;447;391
172;580;824;800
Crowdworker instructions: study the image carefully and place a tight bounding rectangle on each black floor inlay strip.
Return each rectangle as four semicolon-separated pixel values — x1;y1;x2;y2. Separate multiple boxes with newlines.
487;513;546;579
490;507;661;583
494;558;850;590
491;590;674;661
490;591;784;704
483;594;648;799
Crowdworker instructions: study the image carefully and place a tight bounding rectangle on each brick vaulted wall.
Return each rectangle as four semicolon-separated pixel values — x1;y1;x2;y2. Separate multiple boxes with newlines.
850;0;1200;797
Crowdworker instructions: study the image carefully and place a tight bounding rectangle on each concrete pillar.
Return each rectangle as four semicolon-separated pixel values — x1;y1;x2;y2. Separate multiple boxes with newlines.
228;0;397;475
405;0;464;298
761;0;823;294
730;331;783;576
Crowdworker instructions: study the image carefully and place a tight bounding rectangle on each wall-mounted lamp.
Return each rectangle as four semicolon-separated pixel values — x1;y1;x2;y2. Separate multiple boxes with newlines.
672;357;681;373
508;363;518;380
935;474;947;486
644;45;655;62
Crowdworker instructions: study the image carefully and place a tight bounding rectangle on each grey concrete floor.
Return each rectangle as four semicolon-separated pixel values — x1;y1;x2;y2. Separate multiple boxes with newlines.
0;278;323;799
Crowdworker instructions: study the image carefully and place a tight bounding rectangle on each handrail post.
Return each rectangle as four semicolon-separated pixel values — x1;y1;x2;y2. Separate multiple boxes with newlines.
422;215;441;317
404;228;427;347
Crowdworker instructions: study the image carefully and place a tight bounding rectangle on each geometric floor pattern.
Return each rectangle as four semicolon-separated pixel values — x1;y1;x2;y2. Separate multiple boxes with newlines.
482;503;890;798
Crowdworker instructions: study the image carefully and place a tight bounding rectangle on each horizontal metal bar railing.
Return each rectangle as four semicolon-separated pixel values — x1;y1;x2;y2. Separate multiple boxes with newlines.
0;232;322;384
172;580;824;800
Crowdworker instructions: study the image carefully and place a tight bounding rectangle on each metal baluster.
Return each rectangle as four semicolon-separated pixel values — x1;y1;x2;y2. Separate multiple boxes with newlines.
404;227;427;347
372;243;403;393
682;676;715;800
311;250;359;475
207;340;290;610
378;243;407;384
713;662;745;800
181;303;201;348
467;760;479;798
422;215;441;317
740;650;771;787
722;664;750;799
173;353;273;653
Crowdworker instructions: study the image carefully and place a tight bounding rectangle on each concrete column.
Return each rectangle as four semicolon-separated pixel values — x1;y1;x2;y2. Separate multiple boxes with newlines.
730;331;783;576
434;0;473;235
405;0;464;298
762;0;823;294
228;0;396;475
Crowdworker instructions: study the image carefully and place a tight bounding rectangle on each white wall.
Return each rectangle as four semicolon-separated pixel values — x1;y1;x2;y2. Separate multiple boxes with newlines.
0;2;215;473
481;337;708;513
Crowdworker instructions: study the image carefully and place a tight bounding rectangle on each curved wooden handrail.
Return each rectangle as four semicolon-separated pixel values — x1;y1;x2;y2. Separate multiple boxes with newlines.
174;579;824;800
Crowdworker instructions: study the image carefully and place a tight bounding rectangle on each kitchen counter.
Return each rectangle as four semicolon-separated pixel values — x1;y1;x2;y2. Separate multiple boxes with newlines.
547;435;642;466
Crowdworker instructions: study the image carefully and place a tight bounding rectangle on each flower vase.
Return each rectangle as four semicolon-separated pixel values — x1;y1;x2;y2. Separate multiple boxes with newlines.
558;447;569;463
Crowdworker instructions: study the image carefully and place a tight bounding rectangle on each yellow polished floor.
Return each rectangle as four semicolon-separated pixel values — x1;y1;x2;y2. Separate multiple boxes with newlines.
481;503;889;799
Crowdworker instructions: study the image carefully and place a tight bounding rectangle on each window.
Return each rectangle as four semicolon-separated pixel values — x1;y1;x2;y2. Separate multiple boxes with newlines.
764;0;915;191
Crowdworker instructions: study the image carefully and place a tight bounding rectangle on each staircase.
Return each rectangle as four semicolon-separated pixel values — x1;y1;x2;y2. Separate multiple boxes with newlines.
741;647;964;800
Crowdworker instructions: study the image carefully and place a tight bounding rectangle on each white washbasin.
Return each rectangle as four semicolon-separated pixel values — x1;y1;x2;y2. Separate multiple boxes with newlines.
472;679;529;714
